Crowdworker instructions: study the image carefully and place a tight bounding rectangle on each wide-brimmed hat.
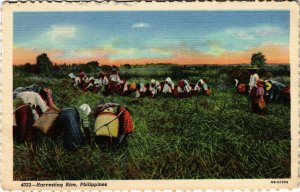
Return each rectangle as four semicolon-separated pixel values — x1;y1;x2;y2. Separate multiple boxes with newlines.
256;79;264;87
79;104;91;116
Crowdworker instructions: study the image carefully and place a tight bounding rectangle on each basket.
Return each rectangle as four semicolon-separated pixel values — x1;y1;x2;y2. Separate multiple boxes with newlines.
13;98;27;127
95;112;119;138
33;110;60;134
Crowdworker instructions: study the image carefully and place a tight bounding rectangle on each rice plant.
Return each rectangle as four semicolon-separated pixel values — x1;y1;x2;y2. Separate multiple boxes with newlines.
13;64;291;180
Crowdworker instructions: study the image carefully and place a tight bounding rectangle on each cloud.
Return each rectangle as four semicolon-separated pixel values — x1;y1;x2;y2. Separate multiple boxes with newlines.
204;40;224;47
13;22;289;66
109;47;172;60
206;46;226;56
174;43;289;65
17;25;79;51
105;45;289;65
224;25;286;40
97;38;173;60
149;48;174;56
225;29;255;40
64;48;116;59
13;46;64;65
254;25;285;36
46;25;77;40
203;24;288;55
131;23;149;29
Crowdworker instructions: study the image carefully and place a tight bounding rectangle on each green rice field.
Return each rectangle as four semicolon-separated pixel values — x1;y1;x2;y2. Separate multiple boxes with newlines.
13;64;291;180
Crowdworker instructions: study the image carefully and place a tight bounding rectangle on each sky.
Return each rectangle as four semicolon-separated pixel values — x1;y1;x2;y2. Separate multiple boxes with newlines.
13;11;290;65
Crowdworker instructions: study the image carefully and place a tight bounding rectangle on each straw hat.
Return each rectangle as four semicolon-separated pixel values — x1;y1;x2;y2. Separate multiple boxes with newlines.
265;81;272;91
256;79;264;87
79;104;91;116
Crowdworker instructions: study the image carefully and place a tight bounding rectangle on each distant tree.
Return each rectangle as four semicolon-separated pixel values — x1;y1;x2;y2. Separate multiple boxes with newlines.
24;63;36;73
53;63;60;71
123;64;131;69
112;65;120;70
86;61;99;68
101;65;113;72
251;52;266;69
36;53;53;73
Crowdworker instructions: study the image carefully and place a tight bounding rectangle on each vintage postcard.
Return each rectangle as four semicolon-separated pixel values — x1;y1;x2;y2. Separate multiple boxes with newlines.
1;1;299;190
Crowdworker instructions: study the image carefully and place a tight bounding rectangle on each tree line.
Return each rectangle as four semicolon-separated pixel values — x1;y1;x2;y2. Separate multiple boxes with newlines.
16;52;267;74
17;53;121;74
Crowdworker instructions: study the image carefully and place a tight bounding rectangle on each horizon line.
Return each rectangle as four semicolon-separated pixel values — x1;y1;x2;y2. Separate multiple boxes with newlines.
13;62;290;66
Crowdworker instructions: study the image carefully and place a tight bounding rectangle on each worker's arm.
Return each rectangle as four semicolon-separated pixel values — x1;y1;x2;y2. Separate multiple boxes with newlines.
80;113;93;146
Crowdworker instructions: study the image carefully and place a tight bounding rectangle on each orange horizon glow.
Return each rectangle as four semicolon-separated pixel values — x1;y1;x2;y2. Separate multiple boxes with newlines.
13;44;290;66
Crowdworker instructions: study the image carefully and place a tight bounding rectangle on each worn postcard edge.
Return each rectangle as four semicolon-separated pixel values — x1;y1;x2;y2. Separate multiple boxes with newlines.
1;1;299;191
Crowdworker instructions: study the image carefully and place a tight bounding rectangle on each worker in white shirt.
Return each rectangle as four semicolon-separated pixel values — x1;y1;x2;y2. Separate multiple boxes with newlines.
149;79;161;97
16;91;49;121
109;69;123;85
248;66;259;93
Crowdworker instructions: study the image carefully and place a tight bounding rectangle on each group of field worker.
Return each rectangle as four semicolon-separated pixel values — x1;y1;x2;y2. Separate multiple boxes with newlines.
69;68;212;98
235;66;290;113
13;66;290;150
13;84;134;150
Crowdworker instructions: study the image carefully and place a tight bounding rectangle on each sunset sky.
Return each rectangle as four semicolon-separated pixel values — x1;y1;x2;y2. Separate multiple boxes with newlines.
13;11;290;65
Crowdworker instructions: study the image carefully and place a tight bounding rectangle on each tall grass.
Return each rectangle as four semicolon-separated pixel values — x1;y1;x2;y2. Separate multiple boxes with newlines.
13;65;291;180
